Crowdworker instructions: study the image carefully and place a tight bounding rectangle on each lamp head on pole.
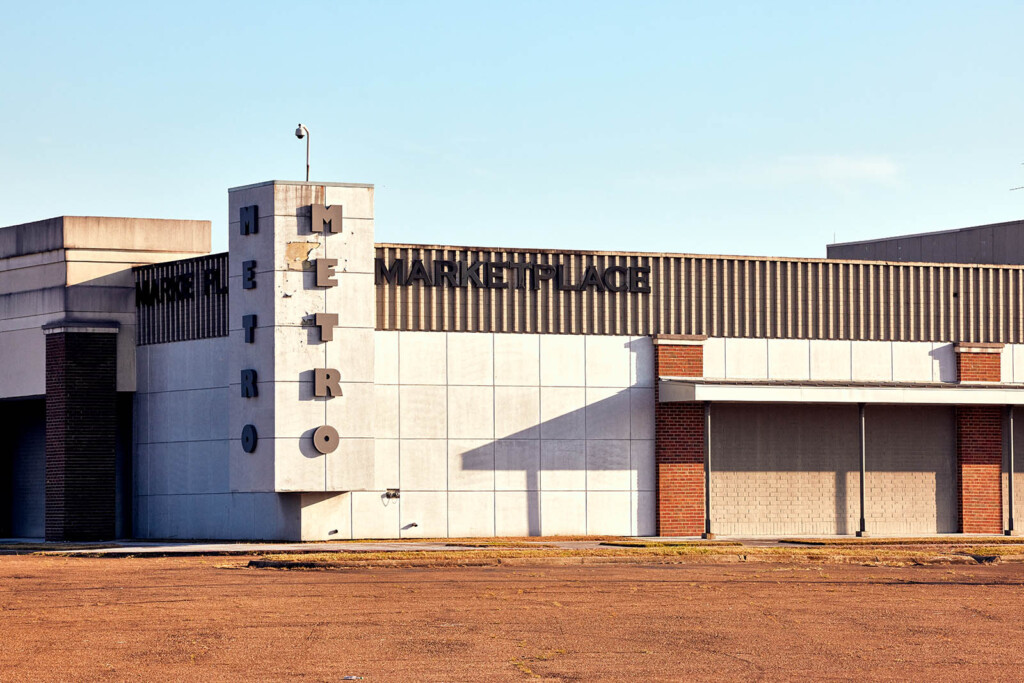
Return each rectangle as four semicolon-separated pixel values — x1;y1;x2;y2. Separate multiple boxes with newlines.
294;124;310;181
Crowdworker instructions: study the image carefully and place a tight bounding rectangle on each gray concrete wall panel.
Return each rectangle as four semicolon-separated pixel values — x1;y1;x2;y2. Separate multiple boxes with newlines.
0;218;64;259
0;328;46;398
0;287;66;323
134;337;250;539
0;261;66;296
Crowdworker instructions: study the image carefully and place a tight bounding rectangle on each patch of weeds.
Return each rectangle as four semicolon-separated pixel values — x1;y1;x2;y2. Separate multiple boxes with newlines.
510;658;540;678
0;543;120;554
964;545;1024;557
445;542;557;548
600;541;743;548
780;537;1014;546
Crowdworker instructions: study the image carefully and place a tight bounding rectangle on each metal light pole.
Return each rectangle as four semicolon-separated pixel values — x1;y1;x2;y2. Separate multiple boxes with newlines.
1008;405;1016;536
856;403;867;537
295;124;310;181
703;401;714;539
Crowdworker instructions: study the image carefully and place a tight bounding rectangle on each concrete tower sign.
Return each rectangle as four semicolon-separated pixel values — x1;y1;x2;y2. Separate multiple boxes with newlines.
227;181;376;498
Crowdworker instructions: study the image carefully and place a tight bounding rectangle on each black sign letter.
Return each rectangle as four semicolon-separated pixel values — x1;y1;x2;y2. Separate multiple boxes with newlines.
243;314;257;343
375;258;407;285
240;205;258;235
241;424;258;453
628;266;652;294
406;259;433;286
242;260;257;289
603;266;628;292
241;369;258;398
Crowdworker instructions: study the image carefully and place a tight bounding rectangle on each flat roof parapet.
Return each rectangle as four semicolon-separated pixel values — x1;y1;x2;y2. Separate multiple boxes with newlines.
0;216;211;259
228;180;375;191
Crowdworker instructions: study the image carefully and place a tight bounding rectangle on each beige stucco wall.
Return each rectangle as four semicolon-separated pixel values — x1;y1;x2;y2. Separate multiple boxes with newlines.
709;404;957;536
710;404;860;536
1003;416;1024;533
864;406;957;535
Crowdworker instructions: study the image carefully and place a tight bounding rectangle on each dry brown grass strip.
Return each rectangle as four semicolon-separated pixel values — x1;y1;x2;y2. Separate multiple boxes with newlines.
247;542;1024;570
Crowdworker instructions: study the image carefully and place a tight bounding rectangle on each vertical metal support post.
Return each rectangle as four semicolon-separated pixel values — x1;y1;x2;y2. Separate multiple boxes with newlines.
856;403;868;537
1007;405;1016;536
702;401;715;539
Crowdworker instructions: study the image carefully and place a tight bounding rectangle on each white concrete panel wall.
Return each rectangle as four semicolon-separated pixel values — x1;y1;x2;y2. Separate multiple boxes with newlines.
703;338;1002;384
357;331;655;539
133;337;285;539
137;330;351;541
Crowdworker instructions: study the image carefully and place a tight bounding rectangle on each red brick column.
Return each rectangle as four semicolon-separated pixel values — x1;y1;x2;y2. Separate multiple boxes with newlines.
955;343;1003;382
43;321;119;541
654;336;706;536
952;343;1005;534
956;406;1003;534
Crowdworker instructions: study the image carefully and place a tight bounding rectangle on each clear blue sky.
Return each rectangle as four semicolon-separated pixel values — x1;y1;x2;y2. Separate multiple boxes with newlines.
1;1;1021;257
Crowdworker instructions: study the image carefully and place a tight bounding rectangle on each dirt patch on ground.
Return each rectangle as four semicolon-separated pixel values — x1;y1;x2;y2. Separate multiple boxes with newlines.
2;554;1024;680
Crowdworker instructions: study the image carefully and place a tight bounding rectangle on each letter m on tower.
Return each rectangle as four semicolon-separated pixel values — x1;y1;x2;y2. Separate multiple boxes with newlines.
312;203;343;234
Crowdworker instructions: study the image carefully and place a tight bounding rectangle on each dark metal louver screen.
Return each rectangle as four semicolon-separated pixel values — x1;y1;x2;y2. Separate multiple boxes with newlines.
134;253;229;345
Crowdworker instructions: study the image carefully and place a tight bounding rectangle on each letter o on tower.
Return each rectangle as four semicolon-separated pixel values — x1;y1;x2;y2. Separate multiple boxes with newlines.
312;425;339;454
241;424;258;453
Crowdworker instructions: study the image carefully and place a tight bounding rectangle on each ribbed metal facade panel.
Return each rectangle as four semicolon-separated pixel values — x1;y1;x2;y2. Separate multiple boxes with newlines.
375;245;1024;342
134;253;229;345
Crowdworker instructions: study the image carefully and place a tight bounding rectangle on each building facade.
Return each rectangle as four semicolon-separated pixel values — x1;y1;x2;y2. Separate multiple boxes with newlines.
2;180;1023;541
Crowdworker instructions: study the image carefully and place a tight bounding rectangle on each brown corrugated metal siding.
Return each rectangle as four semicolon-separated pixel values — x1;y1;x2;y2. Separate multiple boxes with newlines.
375;245;1024;342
